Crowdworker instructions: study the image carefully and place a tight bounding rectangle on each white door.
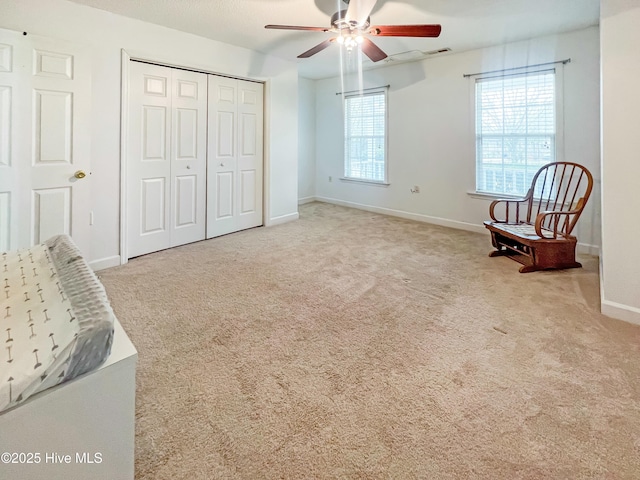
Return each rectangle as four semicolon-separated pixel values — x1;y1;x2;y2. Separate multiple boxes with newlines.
127;62;207;258
0;28;91;254
207;76;263;238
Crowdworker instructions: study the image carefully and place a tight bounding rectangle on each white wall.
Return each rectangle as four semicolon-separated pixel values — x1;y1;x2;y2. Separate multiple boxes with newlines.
0;0;299;267
298;77;316;203
313;27;601;252
600;1;640;324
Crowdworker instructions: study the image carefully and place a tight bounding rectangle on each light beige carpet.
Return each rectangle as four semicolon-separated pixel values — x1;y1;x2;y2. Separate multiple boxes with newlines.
98;202;640;479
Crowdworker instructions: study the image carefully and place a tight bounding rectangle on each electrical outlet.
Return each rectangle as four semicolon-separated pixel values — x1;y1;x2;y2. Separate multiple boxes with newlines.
411;185;420;193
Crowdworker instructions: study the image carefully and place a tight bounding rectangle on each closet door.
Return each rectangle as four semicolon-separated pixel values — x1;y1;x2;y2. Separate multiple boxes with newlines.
128;62;171;258
127;62;207;258
207;76;263;238
236;79;264;232
169;69;207;248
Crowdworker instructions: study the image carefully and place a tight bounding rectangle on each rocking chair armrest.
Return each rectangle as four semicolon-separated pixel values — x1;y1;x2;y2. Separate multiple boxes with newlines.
489;197;530;222
534;210;580;238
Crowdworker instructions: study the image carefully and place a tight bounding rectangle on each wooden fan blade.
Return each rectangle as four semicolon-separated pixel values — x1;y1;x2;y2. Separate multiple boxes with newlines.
345;0;378;26
360;37;387;62
298;38;336;58
368;24;442;37
265;25;329;32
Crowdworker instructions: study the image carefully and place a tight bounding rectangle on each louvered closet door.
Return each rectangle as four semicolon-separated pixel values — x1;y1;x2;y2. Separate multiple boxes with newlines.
127;62;207;258
207;76;263;238
0;28;91;254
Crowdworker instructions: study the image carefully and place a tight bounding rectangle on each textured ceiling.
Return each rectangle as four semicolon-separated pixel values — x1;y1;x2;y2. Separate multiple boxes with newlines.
68;0;600;79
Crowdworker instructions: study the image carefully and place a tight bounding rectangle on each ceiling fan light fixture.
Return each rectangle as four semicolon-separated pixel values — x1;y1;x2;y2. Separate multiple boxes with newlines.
339;35;360;50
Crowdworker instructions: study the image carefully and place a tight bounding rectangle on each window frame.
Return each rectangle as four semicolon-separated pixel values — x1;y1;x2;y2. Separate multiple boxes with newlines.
472;67;564;198
342;87;389;185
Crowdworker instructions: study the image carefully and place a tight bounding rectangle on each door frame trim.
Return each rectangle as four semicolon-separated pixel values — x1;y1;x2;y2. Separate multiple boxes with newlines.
119;49;131;265
119;49;268;264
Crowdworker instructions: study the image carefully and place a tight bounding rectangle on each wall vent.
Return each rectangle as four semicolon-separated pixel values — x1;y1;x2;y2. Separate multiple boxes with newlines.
424;47;452;55
384;50;426;63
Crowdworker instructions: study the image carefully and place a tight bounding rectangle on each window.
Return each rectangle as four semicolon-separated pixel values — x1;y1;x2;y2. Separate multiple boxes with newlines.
344;89;387;183
475;69;559;196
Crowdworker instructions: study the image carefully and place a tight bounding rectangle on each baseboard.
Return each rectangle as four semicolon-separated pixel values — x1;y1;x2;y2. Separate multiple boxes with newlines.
601;300;640;326
599;255;640;325
268;212;299;227
298;196;316;205
315;197;601;256
315;196;488;235
577;243;600;256
89;255;121;271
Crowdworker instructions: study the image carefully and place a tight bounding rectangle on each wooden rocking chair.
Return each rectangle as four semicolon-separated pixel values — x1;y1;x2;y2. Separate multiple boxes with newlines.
484;162;593;273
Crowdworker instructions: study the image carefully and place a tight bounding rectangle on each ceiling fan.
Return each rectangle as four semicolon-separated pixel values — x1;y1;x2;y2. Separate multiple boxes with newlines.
265;0;442;63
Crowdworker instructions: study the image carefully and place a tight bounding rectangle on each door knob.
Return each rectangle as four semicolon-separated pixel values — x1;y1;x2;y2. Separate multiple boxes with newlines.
220;163;225;167
74;170;86;179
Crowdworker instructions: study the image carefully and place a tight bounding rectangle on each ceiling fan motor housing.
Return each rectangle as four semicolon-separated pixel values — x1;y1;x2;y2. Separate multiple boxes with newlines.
331;9;370;30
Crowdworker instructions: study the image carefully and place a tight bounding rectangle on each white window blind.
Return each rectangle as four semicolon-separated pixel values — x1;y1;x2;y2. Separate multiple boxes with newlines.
475;70;557;196
344;90;387;182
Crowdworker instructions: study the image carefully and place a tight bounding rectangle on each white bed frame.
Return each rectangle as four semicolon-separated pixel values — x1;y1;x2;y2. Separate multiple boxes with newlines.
0;319;137;480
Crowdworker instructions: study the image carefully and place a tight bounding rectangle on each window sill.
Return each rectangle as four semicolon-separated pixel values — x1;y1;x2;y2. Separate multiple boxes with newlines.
340;177;390;187
467;191;525;201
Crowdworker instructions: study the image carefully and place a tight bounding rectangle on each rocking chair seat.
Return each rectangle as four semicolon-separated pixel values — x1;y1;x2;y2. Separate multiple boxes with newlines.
485;222;560;241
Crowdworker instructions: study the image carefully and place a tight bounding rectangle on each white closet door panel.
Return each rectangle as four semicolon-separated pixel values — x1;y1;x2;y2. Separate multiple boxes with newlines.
216;172;234;219
0;28;91;254
240;169;257;214
236;79;263;231
127;61;171;258
240;87;258;106
207;76;263;238
141;178;166;234
128;62;207;256
142;106;167;160
169;68;206;248
174;175;197;227
144;75;166;96
215;83;235;104
216;111;235;157
177;79;197;99
240;112;257;156
176;108;197;159
207;75;237;238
